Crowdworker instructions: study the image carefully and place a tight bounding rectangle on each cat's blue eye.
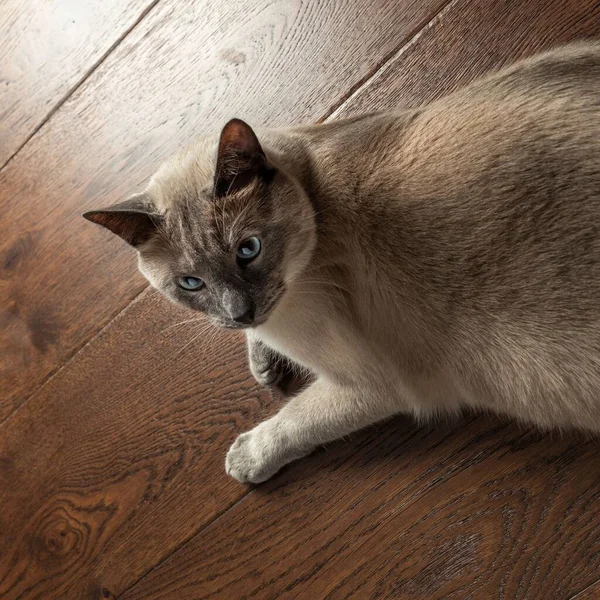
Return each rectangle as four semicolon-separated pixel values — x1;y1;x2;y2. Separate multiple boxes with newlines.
236;236;261;262
176;276;205;291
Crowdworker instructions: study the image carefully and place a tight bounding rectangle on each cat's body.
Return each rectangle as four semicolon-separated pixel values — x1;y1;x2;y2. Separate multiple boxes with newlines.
85;42;600;482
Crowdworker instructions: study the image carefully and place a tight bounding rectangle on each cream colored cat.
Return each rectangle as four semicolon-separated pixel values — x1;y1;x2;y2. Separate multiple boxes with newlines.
85;42;600;483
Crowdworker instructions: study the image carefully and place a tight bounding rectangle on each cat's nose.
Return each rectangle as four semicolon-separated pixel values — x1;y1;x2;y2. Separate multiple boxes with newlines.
223;289;255;325
232;306;255;325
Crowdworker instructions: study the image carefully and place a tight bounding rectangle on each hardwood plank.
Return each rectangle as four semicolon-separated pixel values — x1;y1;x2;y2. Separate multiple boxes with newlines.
0;0;448;422
111;1;600;599
0;0;155;168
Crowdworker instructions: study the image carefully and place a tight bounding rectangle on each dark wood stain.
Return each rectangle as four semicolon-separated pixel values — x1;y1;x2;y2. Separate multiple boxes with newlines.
1;231;38;273
1;1;600;599
26;307;60;354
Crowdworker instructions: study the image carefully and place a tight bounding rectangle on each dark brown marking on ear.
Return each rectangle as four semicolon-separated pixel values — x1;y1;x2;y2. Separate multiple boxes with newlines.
83;193;161;247
214;118;275;197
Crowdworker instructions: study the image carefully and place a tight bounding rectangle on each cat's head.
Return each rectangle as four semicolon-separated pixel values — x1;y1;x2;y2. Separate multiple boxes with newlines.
84;119;316;329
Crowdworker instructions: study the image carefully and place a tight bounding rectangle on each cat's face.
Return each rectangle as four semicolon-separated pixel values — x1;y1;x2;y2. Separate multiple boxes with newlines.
84;119;316;329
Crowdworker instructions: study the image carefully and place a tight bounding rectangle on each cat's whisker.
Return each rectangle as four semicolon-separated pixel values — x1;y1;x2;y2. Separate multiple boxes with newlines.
201;326;226;361
293;208;327;226
293;224;318;236
289;218;317;233
172;329;207;359
167;318;217;357
296;277;350;288
295;206;327;220
291;288;353;312
186;323;215;344
224;168;239;197
290;290;346;303
212;198;220;237
221;201;228;240
212;199;219;229
160;317;209;334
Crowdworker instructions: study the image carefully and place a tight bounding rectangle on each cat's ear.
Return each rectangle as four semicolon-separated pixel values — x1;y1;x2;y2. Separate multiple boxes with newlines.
83;193;161;247
213;118;273;197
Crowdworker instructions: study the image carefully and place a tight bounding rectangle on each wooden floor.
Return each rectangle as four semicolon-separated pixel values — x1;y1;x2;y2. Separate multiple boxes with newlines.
2;1;600;598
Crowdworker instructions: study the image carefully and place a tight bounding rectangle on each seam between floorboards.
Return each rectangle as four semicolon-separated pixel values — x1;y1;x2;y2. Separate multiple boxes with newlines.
115;491;253;599
114;1;461;597
321;0;458;122
568;578;600;600
0;284;151;431
0;0;163;174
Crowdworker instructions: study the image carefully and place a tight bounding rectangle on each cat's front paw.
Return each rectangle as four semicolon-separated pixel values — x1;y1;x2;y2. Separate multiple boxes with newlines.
249;360;281;387
225;425;282;484
248;341;282;387
225;422;311;484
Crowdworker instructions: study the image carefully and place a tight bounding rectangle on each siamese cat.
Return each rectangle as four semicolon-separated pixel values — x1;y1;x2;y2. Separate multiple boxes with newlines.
85;42;600;483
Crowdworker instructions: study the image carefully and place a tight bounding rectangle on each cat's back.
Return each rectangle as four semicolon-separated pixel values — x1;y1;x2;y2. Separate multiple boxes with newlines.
404;42;600;173
385;43;600;428
394;42;600;268
471;41;600;97
385;41;600;332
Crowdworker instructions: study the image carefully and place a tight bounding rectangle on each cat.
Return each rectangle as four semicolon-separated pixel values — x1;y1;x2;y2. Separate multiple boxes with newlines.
84;42;600;484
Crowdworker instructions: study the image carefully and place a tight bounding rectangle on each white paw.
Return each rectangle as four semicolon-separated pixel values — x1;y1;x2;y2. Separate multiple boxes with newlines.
226;421;315;483
225;425;284;484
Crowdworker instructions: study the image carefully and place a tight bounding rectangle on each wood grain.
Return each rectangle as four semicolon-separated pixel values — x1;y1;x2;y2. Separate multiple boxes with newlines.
0;293;271;600
0;0;448;423
0;0;155;168
121;418;600;600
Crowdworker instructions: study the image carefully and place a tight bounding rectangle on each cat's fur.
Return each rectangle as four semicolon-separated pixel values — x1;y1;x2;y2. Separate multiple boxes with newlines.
85;43;600;483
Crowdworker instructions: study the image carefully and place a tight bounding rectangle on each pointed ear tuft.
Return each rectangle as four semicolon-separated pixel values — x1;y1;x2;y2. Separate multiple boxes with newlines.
214;119;274;197
83;193;161;247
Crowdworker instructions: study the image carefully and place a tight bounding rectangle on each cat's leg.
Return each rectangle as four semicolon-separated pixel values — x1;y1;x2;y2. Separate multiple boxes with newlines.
226;377;400;483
